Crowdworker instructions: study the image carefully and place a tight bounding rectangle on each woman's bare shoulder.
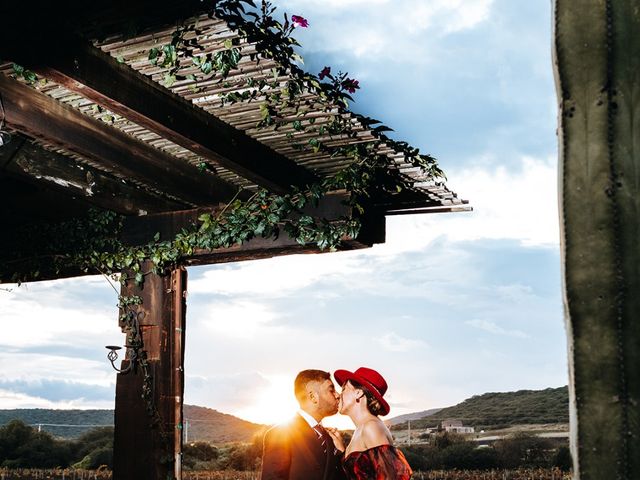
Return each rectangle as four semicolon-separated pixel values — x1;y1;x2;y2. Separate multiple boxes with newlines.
361;418;392;446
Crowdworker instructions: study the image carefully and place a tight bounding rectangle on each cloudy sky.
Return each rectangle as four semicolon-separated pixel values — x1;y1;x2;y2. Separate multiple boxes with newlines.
0;0;567;429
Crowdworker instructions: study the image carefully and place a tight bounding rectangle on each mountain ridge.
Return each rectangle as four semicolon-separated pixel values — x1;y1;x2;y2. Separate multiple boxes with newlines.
386;408;443;426
389;386;569;430
0;405;265;444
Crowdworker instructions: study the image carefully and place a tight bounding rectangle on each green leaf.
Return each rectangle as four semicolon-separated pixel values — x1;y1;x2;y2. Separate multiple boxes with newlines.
164;74;177;87
201;61;213;75
148;48;160;64
23;70;38;84
11;63;24;75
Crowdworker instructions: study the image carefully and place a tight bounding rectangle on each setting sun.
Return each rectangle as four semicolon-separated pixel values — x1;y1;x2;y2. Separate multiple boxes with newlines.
234;374;298;426
232;374;355;430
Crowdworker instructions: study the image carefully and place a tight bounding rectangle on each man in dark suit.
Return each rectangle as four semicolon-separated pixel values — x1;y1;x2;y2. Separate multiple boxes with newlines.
260;369;346;480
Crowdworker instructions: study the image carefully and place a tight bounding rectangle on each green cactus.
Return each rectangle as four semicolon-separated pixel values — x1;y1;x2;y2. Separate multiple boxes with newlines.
554;0;640;478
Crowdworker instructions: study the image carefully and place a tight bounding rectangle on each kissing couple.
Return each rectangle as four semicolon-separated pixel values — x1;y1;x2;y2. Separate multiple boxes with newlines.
259;367;412;480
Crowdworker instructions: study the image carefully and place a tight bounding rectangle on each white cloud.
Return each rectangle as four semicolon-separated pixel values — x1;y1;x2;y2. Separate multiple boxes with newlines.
186;372;270;412
282;0;389;10
187;241;475;307
376;155;560;256
465;318;529;338
189;252;367;297
200;300;284;338
376;332;427;352
0;352;115;387
0;278;124;408
0;277;121;349
276;0;494;63
0;389;114;410
445;155;559;246
494;284;536;302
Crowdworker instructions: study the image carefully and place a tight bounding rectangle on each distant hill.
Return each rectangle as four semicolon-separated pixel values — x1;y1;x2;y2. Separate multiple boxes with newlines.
184;404;266;444
0;409;113;438
0;405;265;444
386;408;443;426
391;386;569;431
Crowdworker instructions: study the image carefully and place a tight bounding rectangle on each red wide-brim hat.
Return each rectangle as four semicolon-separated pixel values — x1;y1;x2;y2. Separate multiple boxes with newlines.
334;367;391;416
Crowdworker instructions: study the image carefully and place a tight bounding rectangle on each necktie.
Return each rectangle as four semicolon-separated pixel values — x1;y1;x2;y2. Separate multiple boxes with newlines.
313;423;328;455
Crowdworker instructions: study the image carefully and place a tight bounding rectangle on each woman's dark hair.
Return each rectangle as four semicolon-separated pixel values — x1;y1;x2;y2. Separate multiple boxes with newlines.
349;380;384;416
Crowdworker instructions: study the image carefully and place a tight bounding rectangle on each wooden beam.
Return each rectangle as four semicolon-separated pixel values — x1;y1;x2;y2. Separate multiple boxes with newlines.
120;193;385;266
113;265;186;480
5;31;318;194
4;137;188;215
0;75;241;206
0;174;92;228
372;189;470;215
0;193;385;283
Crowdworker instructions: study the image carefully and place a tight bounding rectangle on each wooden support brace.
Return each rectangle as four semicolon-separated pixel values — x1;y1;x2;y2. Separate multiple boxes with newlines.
2;137;188;215
0;75;239;206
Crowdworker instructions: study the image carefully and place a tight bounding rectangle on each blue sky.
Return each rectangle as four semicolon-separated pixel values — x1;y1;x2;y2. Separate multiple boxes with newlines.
0;0;567;428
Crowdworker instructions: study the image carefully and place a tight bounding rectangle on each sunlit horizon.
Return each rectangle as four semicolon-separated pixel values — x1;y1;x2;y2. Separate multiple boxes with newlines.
211;373;406;430
222;373;358;429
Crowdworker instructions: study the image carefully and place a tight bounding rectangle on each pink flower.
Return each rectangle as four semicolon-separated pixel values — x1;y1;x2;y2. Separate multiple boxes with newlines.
319;66;331;80
291;15;309;28
341;78;360;94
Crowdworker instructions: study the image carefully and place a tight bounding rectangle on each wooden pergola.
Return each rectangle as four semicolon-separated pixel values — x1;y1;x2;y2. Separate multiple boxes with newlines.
2;1;639;479
0;2;467;479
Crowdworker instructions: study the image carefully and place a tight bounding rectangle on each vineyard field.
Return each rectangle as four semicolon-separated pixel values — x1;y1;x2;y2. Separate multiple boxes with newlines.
0;468;570;480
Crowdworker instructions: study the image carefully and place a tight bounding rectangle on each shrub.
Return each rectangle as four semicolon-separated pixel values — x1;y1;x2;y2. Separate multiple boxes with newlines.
494;432;554;468
553;445;573;471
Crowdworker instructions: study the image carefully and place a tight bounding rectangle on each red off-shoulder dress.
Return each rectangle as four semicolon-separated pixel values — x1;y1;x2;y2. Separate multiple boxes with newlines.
342;444;413;479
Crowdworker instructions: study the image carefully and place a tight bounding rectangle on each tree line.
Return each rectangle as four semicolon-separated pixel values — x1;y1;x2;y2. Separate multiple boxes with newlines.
403;432;571;471
0;421;571;472
0;420;112;469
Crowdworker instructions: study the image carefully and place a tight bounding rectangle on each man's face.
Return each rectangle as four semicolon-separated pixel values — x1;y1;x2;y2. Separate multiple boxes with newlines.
315;378;339;417
338;380;358;414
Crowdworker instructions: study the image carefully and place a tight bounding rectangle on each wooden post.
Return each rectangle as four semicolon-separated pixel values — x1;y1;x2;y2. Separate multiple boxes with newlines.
113;265;187;480
554;1;640;478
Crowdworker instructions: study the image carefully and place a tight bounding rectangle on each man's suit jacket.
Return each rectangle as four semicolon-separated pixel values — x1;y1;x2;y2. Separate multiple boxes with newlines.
260;413;345;480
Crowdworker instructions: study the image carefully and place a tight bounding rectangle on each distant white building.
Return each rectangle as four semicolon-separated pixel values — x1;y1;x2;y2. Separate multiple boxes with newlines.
441;419;475;434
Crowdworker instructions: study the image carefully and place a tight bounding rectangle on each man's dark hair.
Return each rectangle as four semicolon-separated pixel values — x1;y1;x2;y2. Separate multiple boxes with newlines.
294;369;330;401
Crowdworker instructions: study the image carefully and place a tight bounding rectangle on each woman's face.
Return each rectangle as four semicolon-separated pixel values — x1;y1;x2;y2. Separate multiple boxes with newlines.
339;380;361;414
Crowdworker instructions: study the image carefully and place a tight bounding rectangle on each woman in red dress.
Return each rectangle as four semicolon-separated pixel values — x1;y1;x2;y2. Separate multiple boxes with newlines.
326;367;413;480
